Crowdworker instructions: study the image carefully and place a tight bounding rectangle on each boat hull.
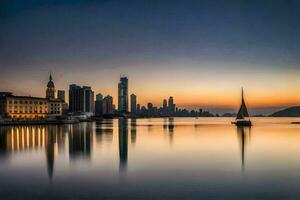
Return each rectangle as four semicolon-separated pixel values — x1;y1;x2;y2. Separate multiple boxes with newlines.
232;120;252;127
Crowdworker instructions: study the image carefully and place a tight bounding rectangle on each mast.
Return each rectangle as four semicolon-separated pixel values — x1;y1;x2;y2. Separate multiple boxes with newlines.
236;88;250;120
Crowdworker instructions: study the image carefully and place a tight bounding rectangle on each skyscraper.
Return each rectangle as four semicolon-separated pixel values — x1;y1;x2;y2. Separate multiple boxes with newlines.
46;73;56;99
163;99;168;116
168;96;175;115
136;104;141;115
82;86;94;113
95;93;103;116
57;90;65;102
69;84;94;114
103;95;114;115
130;94;137;114
69;84;81;112
118;77;128;113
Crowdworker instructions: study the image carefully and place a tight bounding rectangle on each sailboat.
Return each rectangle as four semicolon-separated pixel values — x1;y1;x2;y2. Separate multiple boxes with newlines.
232;88;252;126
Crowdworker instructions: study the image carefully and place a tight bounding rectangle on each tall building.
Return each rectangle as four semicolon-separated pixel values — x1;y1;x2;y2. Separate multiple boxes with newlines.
46;73;56;99
147;102;154;116
136;104;141;115
130;94;137;114
82;86;94;113
168;96;175;115
69;84;94;114
57;90;65;102
103;95;114;115
118;77;128;113
163;99;168;116
95;93;103;116
69;84;82;112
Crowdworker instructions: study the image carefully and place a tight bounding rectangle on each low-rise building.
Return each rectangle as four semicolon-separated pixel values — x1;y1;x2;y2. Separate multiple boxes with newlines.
0;92;48;118
48;99;64;116
0;92;64;119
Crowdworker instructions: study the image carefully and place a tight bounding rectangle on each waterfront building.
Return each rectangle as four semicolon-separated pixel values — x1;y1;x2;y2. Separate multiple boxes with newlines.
69;84;94;114
82;86;95;114
168;96;175;115
163;99;168;116
69;84;81;112
103;95;114;115
136;104;141;115
0;92;48;118
130;94;137;114
46;73;56;99
0;92;64;118
118;77;128;113
48;99;64;116
95;93;103;116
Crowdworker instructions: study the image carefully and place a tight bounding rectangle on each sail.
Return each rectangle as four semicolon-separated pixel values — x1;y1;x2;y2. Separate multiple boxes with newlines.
236;89;250;120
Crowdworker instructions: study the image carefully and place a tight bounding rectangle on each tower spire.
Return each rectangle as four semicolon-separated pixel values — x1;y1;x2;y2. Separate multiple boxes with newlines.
49;72;52;81
242;87;244;101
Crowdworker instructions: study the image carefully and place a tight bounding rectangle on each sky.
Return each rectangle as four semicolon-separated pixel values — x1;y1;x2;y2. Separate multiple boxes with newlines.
0;0;300;115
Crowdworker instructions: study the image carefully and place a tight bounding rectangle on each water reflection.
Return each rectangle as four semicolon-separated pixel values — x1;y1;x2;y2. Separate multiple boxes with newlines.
1;118;300;199
46;126;55;183
236;126;251;174
69;123;93;161
95;119;113;143
130;119;136;145
118;119;128;173
163;118;174;144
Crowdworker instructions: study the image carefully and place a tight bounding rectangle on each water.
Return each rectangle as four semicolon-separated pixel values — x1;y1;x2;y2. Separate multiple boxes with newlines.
1;117;300;199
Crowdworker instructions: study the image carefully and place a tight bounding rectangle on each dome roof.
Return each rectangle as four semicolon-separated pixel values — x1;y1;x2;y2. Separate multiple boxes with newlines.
47;73;55;88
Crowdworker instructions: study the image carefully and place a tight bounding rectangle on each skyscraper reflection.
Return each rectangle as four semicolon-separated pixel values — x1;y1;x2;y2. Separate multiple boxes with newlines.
162;118;175;144
45;125;55;183
130;118;136;144
69;123;93;161
95;119;113;144
236;126;251;174
118;119;128;173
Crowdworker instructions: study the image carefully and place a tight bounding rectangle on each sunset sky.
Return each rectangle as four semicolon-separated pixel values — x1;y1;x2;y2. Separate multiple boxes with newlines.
1;0;300;115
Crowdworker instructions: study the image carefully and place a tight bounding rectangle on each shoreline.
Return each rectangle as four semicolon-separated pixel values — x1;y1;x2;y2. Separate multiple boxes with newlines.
1;116;300;126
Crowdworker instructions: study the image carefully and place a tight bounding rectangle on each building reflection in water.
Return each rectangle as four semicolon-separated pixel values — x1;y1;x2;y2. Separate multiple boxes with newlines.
68;123;93;161
236;126;251;174
95;119;113;144
46;126;55;183
130;118;136;145
118;119;128;173
163;118;174;144
0;127;8;156
0;125;67;182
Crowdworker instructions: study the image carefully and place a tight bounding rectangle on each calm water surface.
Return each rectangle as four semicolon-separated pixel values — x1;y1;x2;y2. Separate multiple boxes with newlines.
1;117;300;199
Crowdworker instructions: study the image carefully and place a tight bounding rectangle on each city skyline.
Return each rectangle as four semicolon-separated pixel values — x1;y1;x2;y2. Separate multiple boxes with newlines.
1;0;300;115
0;72;298;115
